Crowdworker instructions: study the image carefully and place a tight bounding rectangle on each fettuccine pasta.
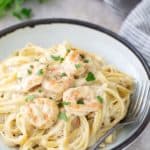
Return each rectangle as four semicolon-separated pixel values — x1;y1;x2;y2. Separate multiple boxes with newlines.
0;42;134;150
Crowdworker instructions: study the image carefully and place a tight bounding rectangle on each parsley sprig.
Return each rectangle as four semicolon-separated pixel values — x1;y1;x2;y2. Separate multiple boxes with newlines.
96;96;103;103
25;95;35;102
85;72;96;81
58;101;71;107
51;55;64;63
0;0;48;19
27;69;32;75
75;64;81;69
61;72;67;77
37;69;44;76
58;112;68;121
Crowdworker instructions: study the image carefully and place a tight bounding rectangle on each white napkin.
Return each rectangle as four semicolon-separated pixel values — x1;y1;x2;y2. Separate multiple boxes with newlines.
119;0;150;65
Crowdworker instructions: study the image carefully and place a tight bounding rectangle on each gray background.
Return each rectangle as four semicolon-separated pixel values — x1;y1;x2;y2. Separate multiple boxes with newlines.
0;0;149;149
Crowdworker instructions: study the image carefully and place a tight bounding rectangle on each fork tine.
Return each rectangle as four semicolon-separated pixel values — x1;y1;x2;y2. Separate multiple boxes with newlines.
127;81;150;121
128;82;142;115
135;82;150;120
133;81;150;118
128;84;137;111
132;81;147;117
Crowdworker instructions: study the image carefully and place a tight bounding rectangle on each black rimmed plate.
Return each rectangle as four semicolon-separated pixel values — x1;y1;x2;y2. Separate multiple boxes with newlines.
0;18;149;150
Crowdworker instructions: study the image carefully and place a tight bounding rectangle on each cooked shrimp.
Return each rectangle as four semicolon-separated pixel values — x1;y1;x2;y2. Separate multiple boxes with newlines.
63;86;105;116
20;98;59;129
61;50;88;77
42;66;74;100
50;41;70;58
17;62;46;92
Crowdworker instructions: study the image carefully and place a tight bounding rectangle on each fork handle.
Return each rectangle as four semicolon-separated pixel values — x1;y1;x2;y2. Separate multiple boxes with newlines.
89;123;122;150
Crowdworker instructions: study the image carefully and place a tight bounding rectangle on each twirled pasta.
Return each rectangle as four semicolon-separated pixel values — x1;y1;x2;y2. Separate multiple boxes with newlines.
0;42;134;150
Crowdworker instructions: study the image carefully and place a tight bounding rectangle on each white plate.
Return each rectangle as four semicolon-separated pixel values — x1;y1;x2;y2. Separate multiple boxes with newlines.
0;19;149;150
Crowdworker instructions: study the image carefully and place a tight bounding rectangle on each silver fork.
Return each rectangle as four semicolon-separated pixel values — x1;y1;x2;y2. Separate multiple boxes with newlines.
89;81;150;150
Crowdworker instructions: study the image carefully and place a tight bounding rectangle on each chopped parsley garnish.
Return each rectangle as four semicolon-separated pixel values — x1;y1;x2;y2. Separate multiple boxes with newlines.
46;64;49;68
58;112;68;121
61;72;67;77
66;48;71;53
38;89;43;93
96;96;103;103
60;57;64;63
51;55;60;61
37;69;44;76
75;64;81;69
25;95;35;102
27;69;32;75
51;55;64;63
62;101;71;105
85;72;96;81
30;65;34;69
84;59;89;63
77;99;84;104
58;101;71;107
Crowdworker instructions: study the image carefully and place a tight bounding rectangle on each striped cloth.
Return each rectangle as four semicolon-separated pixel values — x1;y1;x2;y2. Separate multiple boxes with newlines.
120;0;150;65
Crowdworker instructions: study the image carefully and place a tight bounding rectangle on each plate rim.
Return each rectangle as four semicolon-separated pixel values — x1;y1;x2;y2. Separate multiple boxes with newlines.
0;18;149;150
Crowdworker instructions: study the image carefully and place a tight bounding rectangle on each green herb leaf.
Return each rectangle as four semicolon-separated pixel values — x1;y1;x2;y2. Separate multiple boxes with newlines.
46;64;49;68
85;72;96;81
62;101;71;105
51;55;61;61
38;88;43;93
37;69;44;76
77;99;84;104
61;72;67;77
58;112;68;121
27;69;32;75
58;101;71;107
0;0;48;20
84;59;89;63
60;57;64;63
12;11;22;19
30;65;34;69
66;48;71;53
96;96;103;103
75;64;81;69
13;8;32;19
51;55;64;63
21;8;32;18
25;95;35;102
